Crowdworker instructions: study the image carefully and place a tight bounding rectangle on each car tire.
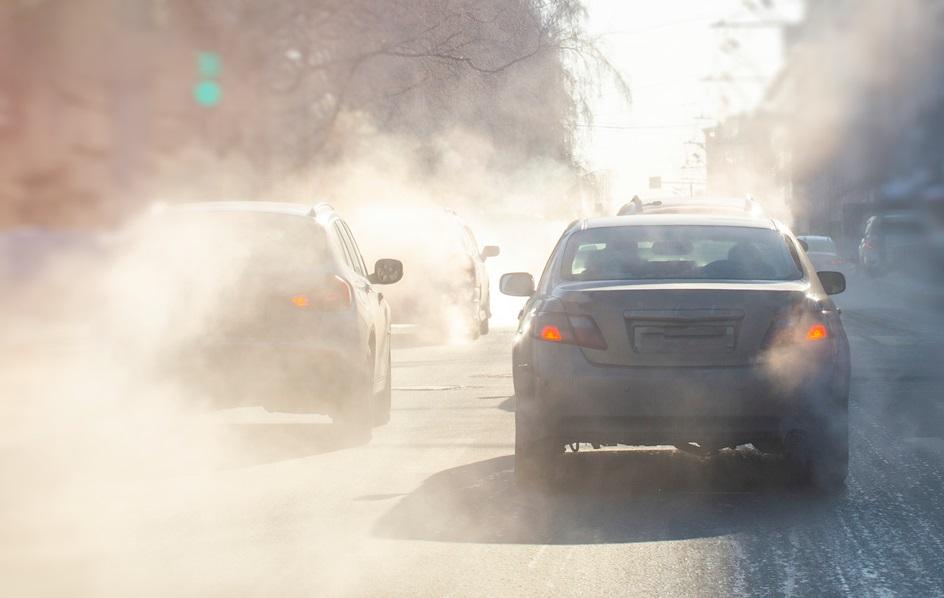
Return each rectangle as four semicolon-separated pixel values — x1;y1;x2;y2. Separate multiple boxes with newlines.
786;420;848;491
811;420;849;490
336;354;374;442
373;346;392;426
515;403;561;488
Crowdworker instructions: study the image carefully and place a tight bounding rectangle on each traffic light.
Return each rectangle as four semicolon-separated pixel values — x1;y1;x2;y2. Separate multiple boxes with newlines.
193;52;222;107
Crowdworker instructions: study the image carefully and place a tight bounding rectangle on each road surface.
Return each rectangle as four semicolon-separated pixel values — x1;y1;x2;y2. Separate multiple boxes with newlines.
3;272;944;596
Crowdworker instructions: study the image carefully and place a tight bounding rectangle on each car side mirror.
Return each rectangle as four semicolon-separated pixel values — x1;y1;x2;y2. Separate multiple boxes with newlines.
500;272;534;297
817;271;845;295
798;239;809;251
481;245;500;260
369;258;403;285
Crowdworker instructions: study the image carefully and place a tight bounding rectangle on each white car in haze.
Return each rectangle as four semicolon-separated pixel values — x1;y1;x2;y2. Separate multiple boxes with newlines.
797;235;848;276
114;202;403;437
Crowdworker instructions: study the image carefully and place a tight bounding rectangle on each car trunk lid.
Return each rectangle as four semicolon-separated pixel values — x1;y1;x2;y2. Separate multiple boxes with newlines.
557;281;810;367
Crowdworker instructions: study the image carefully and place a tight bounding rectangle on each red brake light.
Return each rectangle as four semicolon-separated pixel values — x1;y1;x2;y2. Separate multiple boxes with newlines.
540;325;563;342
805;323;829;341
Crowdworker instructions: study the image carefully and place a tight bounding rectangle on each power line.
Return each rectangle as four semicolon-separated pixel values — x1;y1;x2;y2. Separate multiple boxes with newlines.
575;123;711;131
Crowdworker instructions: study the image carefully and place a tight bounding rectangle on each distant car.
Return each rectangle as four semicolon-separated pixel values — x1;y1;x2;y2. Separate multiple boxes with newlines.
377;209;499;338
797;235;848;275
0;227;104;283
114;202;402;436
0;228;107;314
502;213;850;489
858;212;927;277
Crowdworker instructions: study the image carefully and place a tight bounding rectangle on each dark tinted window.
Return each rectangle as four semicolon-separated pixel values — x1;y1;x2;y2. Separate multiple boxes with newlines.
340;221;369;275
883;218;923;235
561;225;803;282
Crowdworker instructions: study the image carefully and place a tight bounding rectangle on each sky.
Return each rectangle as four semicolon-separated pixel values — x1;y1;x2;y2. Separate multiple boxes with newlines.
580;0;804;204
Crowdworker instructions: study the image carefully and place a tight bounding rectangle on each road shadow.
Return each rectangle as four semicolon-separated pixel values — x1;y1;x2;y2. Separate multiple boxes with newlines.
496;397;515;412
214;422;366;469
373;450;846;544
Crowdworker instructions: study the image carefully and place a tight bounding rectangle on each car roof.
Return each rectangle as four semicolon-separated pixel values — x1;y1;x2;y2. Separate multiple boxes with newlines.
583;213;778;230
880;212;921;222
160;201;332;218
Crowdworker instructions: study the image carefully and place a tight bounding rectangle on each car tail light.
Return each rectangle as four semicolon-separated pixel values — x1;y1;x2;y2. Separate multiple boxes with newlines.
531;312;607;350
805;323;829;341
540;324;563;342
763;304;832;348
290;294;310;308
291;275;353;311
569;314;609;350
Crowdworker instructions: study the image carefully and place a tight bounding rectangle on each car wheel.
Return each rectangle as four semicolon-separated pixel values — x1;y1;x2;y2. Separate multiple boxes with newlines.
373;345;392;426
515;404;561;488
336;353;374;442
468;307;482;340
811;419;849;490
785;421;848;491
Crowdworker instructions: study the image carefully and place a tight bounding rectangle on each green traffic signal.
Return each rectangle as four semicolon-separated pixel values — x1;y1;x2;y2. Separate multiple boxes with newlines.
194;51;222;107
194;80;222;107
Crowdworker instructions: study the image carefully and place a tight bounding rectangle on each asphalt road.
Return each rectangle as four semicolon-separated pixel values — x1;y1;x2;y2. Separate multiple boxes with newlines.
4;272;944;596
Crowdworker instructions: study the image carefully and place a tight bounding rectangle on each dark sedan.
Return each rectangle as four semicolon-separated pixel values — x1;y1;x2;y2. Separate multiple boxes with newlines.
501;213;850;489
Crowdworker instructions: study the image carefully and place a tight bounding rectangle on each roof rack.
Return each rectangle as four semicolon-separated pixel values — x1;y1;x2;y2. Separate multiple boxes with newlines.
309;202;335;218
617;194;763;216
617;195;662;215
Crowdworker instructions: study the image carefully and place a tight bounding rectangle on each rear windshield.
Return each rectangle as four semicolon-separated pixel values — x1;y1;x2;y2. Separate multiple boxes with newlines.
883;219;923;235
132;210;327;272
561;225;803;282
800;237;837;253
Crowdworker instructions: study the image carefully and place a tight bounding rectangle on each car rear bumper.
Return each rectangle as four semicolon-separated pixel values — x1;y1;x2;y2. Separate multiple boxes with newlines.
524;342;843;444
161;338;364;413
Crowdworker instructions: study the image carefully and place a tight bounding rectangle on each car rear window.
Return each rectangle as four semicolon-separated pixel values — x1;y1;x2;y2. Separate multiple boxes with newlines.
561;225;803;282
801;237;837;253
883;218;923;235
136;210;328;271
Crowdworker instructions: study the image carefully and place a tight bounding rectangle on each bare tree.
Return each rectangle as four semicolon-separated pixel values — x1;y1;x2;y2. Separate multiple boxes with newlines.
0;0;629;224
